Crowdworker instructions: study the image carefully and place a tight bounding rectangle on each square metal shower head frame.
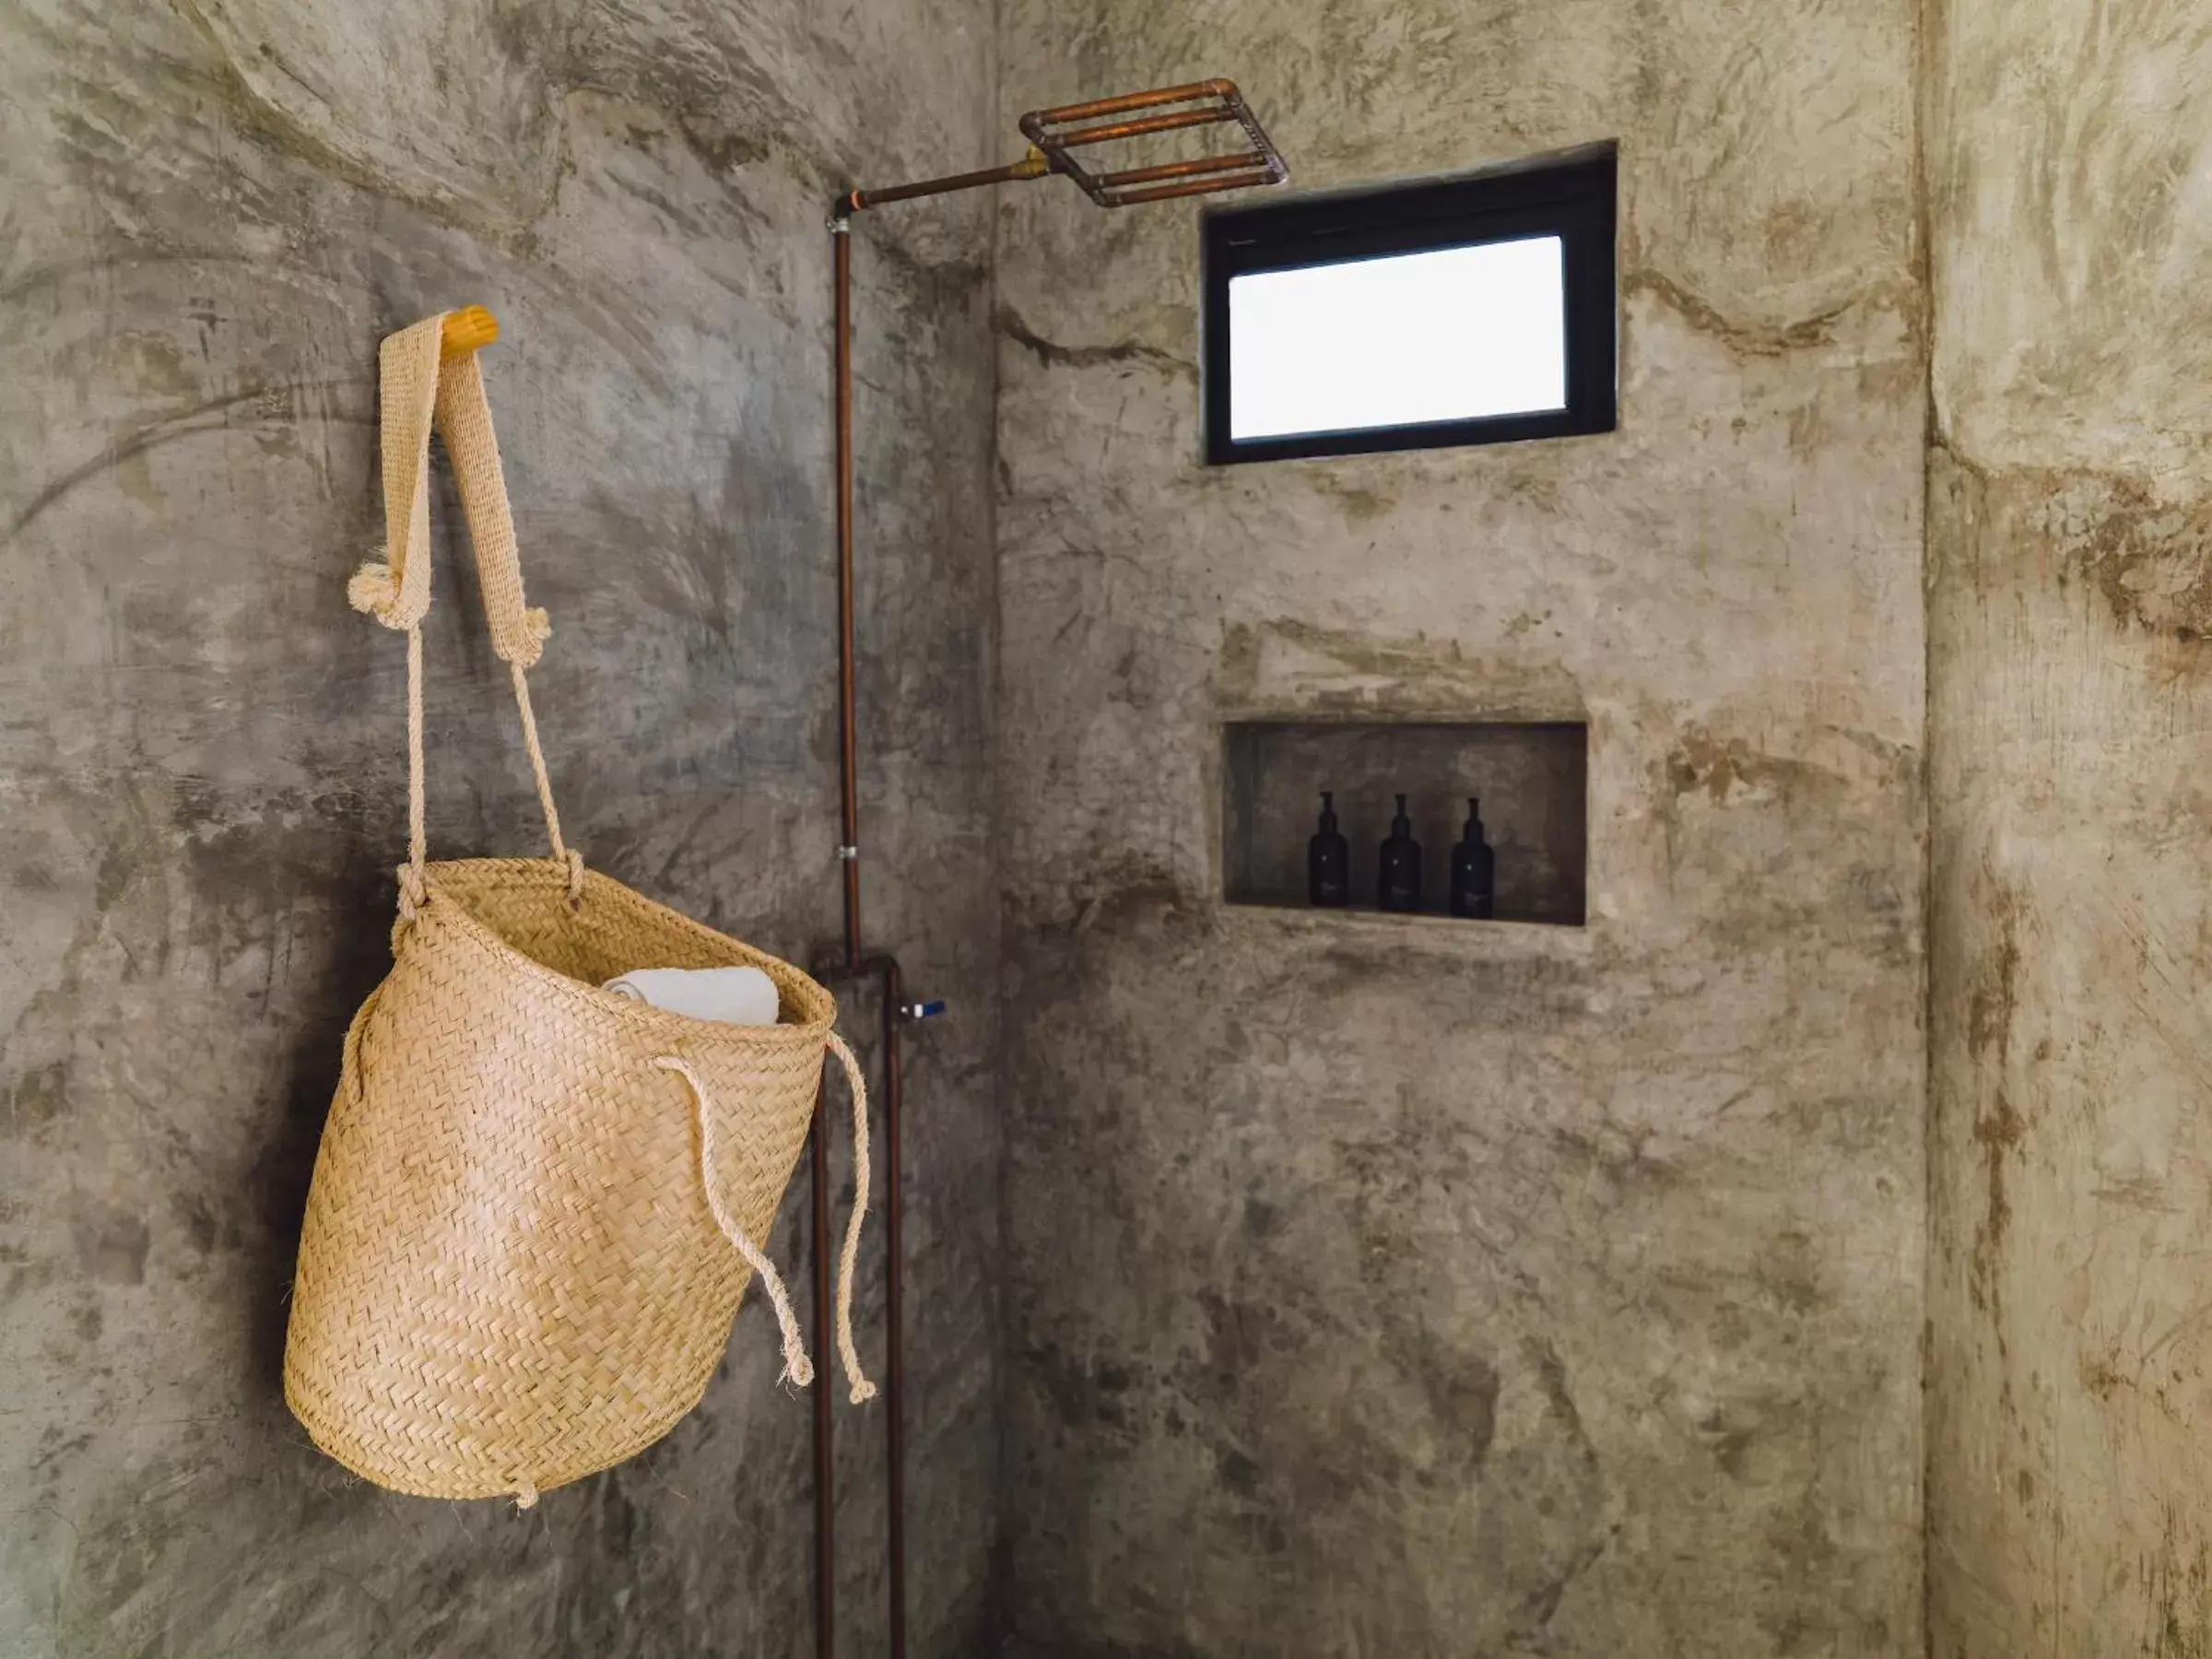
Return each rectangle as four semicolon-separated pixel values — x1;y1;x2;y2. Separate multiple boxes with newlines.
1019;79;1288;208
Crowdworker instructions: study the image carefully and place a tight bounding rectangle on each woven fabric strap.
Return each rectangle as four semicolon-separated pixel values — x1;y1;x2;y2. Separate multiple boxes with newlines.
653;1035;879;1407
349;314;577;915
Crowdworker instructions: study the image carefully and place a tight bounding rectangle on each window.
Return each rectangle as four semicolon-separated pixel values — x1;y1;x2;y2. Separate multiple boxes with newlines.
1202;149;1617;465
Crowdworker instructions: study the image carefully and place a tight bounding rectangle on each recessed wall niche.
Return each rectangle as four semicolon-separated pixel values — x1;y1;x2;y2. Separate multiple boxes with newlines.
1221;720;1588;925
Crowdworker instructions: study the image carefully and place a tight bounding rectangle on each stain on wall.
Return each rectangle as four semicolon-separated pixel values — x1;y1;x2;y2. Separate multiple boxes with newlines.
1924;4;2212;1650
992;0;1927;1653
0;1;1001;1653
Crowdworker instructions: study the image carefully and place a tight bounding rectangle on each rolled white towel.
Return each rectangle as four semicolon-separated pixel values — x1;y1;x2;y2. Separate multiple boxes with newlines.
602;965;782;1027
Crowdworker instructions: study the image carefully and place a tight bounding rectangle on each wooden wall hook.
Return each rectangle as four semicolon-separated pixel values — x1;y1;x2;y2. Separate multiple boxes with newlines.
440;305;499;359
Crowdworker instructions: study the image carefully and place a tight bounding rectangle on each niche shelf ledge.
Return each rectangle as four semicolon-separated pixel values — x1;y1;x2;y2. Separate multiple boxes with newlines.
1220;719;1588;928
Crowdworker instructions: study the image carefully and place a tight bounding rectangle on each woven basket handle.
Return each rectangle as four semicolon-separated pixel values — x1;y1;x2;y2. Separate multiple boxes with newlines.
350;313;577;915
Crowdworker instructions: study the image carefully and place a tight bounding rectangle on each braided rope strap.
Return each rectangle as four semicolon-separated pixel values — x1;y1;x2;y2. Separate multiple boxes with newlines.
347;314;577;923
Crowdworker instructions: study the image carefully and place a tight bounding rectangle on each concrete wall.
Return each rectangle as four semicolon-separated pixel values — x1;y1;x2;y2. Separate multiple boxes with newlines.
992;3;1927;1654
1924;2;2212;1653
0;2;1001;1653
20;0;2207;1649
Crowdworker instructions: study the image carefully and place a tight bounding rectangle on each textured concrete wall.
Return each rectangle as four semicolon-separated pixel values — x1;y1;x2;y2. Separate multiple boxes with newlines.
0;2;1000;1654
1924;2;2212;1653
992;5;1927;1655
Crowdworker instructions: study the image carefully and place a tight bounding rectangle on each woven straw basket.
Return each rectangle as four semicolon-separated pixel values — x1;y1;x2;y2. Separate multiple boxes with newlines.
283;315;872;1506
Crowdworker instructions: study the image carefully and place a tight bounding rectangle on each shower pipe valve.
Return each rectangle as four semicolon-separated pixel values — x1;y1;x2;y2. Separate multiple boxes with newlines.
902;999;947;1022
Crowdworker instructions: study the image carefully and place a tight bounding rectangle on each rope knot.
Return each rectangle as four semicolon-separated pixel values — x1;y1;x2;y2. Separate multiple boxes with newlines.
395;862;427;922
347;555;410;629
511;1477;539;1511
782;1339;817;1391
508;606;551;668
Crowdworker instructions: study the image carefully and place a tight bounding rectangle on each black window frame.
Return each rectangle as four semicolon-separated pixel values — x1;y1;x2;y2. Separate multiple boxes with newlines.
1201;149;1618;465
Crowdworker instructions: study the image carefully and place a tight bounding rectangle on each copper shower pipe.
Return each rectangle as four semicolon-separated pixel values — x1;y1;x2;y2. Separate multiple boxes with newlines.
841;152;1051;214
815;220;917;1659
821;208;919;1659
1095;150;1272;189
840;146;1274;216
1106;169;1283;207
806;218;855;1659
833;223;859;968
815;78;1282;1659
1047;105;1233;146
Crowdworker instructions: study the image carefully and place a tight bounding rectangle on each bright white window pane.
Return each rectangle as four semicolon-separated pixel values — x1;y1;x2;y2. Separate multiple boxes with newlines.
1228;235;1567;441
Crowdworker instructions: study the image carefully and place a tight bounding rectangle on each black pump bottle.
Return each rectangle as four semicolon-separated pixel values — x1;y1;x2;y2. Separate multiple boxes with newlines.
1378;794;1422;913
1450;796;1497;919
1308;791;1350;907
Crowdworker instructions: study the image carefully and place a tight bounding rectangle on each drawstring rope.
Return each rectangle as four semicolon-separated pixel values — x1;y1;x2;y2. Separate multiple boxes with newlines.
823;1032;879;1404
512;1036;875;1511
653;1035;877;1406
653;1054;814;1390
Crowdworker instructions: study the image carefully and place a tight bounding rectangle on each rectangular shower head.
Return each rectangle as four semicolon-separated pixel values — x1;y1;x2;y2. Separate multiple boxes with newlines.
1018;79;1288;207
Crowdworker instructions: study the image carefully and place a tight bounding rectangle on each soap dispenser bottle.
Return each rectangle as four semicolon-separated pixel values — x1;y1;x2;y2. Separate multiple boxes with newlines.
1378;794;1422;913
1308;791;1350;907
1449;796;1497;919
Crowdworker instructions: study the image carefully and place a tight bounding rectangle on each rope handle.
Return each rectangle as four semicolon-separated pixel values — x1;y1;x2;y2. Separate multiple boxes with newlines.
352;313;576;918
653;1035;878;1406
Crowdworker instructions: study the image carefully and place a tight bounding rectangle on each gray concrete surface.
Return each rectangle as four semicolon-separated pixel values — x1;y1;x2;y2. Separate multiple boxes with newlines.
1924;2;2212;1653
10;0;2211;1652
992;1;1928;1653
0;1;1001;1653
